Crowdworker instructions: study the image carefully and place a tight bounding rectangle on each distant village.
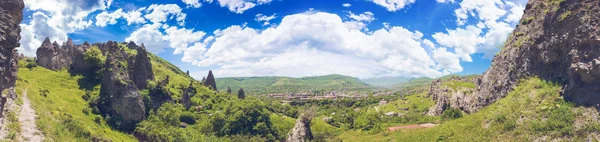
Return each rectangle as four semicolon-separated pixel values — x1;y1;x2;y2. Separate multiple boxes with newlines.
265;88;425;102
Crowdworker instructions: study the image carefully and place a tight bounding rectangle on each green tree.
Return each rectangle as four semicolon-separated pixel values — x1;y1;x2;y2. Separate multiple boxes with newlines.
84;46;105;71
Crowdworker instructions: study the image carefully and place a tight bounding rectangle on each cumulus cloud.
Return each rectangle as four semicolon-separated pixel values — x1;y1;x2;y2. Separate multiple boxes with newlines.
433;0;526;60
255;13;277;26
125;24;169;53
182;12;459;78
212;0;274;14
163;26;207;54
368;0;416;12
343;11;375;31
436;0;455;3
144;4;187;25
19;0;112;56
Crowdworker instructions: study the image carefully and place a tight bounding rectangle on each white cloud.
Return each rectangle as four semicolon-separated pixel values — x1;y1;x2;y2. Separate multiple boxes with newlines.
255;13;277;26
182;0;202;8
432;48;462;73
19;0;112;56
342;3;351;7
95;9;125;27
163;26;207;54
432;25;484;62
214;0;274;14
182;12;457;78
369;0;416;12
347;11;375;22
144;4;187;25
431;0;526;61
125;24;169;53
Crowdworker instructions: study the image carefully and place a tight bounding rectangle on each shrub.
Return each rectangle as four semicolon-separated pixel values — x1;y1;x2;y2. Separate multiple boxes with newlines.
441;107;462;120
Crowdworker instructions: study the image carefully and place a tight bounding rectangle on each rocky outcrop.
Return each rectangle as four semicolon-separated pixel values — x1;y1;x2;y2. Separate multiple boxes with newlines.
148;76;172;111
202;70;217;90
426;77;478;115
467;0;600;111
35;38;94;71
130;44;154;89
98;41;145;131
0;0;23;95
226;86;232;94
237;88;245;99
286;113;314;142
181;81;196;110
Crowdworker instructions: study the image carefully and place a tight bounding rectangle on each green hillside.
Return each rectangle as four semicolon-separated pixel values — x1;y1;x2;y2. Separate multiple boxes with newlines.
216;74;371;95
336;77;600;141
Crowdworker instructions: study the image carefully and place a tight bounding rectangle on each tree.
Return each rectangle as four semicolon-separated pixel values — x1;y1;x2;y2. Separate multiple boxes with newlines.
238;88;245;99
84;46;105;71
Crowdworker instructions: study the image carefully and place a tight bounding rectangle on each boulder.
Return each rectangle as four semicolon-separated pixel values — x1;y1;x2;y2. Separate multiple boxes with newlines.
148;76;172;111
237;88;245;99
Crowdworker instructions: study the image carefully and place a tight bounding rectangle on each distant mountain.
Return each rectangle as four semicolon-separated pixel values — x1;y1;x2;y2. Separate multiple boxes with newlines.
360;77;411;87
216;74;370;93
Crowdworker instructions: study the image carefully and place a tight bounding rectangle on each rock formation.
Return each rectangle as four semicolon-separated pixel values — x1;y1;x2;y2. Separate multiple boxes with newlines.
148;76;172;111
0;0;23;95
237;88;245;99
426;0;600;114
286;113;314;142
472;0;600;110
35;38;95;71
426;77;478;115
202;70;217;90
98;41;145;131
181;81;195;110
226;86;232;94
130;44;154;89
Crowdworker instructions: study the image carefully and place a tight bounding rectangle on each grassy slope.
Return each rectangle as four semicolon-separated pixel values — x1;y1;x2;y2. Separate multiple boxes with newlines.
14;45;197;141
16;64;136;141
216;74;370;93
337;78;600;141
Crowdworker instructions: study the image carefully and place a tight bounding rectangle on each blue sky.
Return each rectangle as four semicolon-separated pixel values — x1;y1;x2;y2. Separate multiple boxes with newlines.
17;0;527;79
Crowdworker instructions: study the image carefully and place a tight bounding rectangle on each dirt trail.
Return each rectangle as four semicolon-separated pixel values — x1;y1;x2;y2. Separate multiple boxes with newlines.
387;123;438;132
19;88;45;142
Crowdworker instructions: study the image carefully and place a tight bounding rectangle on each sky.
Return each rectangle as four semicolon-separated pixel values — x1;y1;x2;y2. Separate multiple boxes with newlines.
17;0;528;79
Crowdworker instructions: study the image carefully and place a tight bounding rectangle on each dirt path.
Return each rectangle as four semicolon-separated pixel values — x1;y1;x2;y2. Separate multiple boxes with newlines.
19;88;44;142
387;123;438;132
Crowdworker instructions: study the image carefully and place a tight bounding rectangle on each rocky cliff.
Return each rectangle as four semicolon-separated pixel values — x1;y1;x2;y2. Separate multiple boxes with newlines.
475;0;600;109
98;41;145;131
428;0;600;114
0;0;23;95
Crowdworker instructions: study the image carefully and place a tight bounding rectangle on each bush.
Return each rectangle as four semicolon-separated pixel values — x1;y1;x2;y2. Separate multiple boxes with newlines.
441;107;462;120
26;62;37;69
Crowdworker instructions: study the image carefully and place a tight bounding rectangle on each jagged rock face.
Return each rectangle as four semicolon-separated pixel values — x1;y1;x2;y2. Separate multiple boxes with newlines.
0;0;23;94
99;42;145;131
286;114;314;142
474;0;600;110
226;86;232;94
203;70;217;90
130;45;154;89
36;38;72;70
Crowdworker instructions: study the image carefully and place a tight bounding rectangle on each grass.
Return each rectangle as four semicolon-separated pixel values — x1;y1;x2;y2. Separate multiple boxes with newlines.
216;74;371;95
5;110;21;140
336;77;600;141
17;59;136;141
16;61;136;141
442;81;476;90
521;17;534;25
560;11;571;21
